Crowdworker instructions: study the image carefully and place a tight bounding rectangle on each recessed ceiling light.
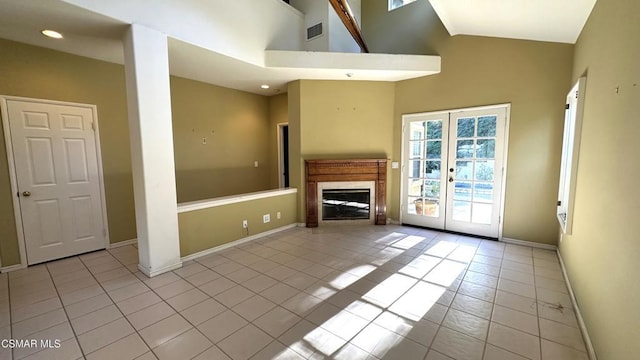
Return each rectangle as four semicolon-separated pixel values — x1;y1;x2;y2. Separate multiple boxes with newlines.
260;84;270;89
41;29;63;39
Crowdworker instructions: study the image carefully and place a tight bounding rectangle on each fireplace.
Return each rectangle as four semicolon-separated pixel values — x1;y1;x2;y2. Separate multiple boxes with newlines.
323;189;370;220
318;181;375;224
305;159;387;227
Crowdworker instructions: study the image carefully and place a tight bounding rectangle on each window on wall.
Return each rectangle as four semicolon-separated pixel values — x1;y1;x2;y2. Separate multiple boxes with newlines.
558;77;586;234
389;0;416;11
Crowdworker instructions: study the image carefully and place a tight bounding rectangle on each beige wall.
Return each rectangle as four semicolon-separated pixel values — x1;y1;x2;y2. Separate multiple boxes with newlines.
0;39;280;266
360;1;574;243
362;0;448;55
560;0;640;358
394;36;574;244
171;76;272;202
289;80;395;222
0;39;136;266
178;191;297;256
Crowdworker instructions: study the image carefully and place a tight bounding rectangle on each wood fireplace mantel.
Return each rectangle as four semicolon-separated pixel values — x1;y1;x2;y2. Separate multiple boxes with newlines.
305;159;387;227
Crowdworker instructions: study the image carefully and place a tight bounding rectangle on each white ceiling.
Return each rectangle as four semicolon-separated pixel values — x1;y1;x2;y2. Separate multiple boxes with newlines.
0;0;439;95
429;0;597;44
0;0;596;97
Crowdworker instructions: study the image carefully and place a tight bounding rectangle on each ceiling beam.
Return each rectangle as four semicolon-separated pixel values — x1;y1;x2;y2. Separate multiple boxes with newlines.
328;0;369;53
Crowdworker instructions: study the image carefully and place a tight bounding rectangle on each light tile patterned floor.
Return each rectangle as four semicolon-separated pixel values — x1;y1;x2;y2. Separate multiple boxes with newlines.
0;225;590;360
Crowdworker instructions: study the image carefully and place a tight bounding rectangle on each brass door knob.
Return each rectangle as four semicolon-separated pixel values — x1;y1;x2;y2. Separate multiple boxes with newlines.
22;191;31;197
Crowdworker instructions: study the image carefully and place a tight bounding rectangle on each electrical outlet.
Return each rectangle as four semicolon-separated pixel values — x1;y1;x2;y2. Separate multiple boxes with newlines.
263;214;270;223
276;212;281;219
242;220;248;229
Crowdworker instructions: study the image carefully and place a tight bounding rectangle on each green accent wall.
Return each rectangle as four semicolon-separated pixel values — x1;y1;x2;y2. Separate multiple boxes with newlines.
0;39;279;266
171;76;272;202
288;80;395;223
560;0;640;358
0;38;134;266
178;191;297;257
359;2;575;244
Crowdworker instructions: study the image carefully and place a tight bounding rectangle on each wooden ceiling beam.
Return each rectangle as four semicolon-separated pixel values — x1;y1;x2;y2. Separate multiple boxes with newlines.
328;0;369;53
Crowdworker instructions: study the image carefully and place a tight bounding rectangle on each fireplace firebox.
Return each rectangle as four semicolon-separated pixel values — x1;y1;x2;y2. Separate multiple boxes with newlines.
322;189;371;220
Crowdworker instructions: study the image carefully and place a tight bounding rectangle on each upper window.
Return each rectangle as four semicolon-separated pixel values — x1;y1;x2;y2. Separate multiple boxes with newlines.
389;0;416;11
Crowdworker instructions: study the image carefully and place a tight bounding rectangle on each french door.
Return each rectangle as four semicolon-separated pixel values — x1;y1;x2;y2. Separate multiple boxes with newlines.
401;105;508;238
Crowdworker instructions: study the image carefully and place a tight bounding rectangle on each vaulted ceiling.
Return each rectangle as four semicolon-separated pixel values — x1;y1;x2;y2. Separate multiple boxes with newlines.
429;0;597;44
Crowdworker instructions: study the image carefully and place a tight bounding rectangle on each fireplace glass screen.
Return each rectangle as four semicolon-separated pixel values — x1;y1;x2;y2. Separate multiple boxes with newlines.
322;189;370;220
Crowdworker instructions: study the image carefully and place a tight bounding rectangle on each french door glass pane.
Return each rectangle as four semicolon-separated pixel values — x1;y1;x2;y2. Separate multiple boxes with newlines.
475;160;494;181
409;160;421;177
473;182;493;202
477;116;497;137
424;180;440;198
452;201;471;221
408;179;422;197
410;122;425;140
454;181;472;200
456;161;473;180
427;121;442;139
410;141;423;158
427;141;441;158
457;118;475;137
472;203;492;224
476;139;495;158
408;196;420;215
425;161;441;178
456;140;474;158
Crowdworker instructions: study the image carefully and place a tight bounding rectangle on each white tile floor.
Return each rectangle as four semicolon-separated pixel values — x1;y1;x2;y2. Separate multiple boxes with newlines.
0;225;590;360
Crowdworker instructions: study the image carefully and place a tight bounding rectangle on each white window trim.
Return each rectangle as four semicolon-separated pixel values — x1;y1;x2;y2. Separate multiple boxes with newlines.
558;77;587;234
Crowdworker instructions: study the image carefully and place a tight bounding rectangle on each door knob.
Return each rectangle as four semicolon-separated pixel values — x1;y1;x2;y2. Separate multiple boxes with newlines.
22;191;31;197
448;177;454;183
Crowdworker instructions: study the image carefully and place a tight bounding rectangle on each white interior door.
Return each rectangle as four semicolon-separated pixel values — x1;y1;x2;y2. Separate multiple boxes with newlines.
4;99;106;264
402;105;508;238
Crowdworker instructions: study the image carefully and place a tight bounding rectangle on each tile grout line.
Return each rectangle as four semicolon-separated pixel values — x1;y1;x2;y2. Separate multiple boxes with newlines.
76;250;158;359
42;262;85;360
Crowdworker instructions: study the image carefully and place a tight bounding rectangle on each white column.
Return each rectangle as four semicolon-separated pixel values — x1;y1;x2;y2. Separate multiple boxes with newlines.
123;24;182;277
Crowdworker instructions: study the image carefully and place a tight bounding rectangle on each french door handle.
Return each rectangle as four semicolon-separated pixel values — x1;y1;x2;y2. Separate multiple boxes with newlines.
448;177;454;183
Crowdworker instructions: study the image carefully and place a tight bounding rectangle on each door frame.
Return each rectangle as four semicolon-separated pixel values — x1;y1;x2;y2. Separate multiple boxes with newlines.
399;103;511;239
1;96;111;269
277;122;289;188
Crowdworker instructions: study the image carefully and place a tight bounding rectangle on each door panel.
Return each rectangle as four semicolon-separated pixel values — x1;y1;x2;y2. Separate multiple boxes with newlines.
445;108;506;237
402;106;507;238
7;99;105;264
402;112;449;230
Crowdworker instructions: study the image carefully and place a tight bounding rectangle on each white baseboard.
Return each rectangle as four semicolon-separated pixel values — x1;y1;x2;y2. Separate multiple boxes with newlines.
181;223;298;263
0;263;27;273
296;222;306;227
108;238;137;249
387;218;401;225
501;237;557;250
556;250;598;360
138;261;183;278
